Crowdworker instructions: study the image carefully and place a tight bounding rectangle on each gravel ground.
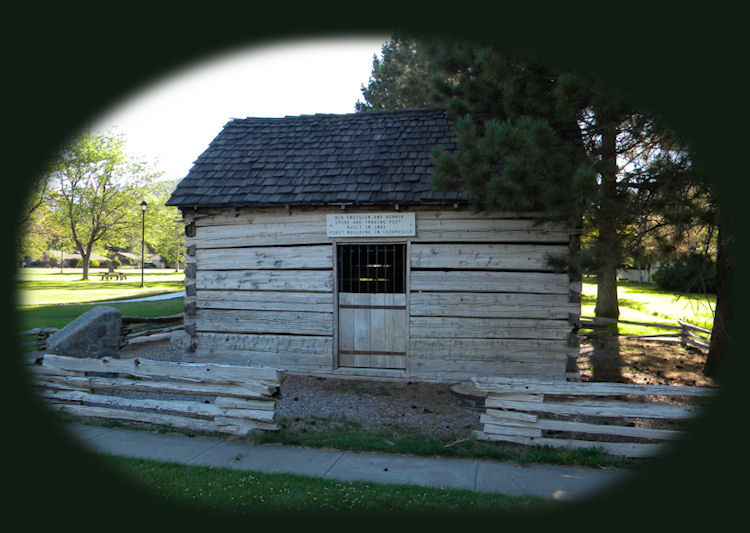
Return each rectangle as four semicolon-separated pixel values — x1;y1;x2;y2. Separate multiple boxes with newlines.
119;339;483;437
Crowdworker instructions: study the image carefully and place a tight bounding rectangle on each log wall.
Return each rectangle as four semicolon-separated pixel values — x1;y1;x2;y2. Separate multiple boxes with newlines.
182;206;580;382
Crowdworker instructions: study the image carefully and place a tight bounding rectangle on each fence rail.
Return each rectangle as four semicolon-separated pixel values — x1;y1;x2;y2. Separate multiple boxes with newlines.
26;353;280;436
472;376;714;457
19;327;58;351
120;313;184;347
576;315;711;351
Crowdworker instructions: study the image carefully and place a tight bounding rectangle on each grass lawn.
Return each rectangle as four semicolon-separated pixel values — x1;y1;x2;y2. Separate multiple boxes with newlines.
581;276;715;335
250;415;637;469
16;267;185;330
16;267;184;306
103;454;559;518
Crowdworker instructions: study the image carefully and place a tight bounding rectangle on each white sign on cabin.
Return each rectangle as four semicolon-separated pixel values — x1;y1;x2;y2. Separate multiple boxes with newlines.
326;213;416;237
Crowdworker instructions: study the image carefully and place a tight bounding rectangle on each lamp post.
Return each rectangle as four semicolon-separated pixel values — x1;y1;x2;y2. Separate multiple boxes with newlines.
140;200;147;288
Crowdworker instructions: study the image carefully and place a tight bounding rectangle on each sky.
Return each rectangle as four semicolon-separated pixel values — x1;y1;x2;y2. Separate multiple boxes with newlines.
90;36;388;182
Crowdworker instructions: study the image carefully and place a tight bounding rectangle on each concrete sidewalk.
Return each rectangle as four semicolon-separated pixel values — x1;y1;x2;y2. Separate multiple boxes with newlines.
67;423;630;501
101;291;185;303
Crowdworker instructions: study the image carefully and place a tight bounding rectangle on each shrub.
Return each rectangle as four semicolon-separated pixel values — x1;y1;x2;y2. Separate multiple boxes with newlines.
652;253;716;294
89;259;99;268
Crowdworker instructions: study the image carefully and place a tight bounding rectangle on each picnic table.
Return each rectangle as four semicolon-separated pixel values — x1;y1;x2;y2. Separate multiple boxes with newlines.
100;272;128;281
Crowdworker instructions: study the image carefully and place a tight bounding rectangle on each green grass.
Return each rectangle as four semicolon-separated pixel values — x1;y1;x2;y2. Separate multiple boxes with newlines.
102;454;560;518
16;267;184;306
251;415;638;469
18;298;185;330
581;277;715;335
15;267;185;330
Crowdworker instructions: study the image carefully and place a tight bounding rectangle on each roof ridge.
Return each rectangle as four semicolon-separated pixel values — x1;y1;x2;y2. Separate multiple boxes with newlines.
228;108;447;123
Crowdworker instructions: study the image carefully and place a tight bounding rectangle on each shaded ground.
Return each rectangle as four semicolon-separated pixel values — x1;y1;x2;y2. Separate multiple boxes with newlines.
577;337;716;388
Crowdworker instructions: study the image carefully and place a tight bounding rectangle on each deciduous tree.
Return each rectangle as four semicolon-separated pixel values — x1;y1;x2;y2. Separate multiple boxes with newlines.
48;133;156;280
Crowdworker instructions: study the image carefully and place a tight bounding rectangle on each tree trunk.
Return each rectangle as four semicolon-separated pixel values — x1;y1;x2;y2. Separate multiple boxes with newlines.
81;254;90;280
595;253;620;319
594;120;621;320
704;218;732;377
80;243;92;280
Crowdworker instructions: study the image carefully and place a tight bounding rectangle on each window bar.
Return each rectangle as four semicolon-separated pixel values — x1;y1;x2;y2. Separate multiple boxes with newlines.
390;244;395;293
357;245;362;293
351;244;355;293
376;245;382;294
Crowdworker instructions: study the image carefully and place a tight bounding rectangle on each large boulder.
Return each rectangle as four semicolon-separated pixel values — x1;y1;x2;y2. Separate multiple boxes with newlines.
45;306;122;359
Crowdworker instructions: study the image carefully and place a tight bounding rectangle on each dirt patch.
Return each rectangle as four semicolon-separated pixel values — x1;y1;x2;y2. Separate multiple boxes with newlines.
577;337;716;388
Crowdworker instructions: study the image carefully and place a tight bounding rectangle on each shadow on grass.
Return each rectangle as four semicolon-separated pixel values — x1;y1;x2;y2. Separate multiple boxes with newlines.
17;279;184;292
18;298;185;330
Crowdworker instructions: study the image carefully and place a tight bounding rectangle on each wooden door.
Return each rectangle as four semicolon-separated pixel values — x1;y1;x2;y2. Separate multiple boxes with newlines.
338;293;407;368
336;244;407;369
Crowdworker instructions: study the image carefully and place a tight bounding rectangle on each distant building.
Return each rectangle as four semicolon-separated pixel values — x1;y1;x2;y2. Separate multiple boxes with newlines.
40;250;109;267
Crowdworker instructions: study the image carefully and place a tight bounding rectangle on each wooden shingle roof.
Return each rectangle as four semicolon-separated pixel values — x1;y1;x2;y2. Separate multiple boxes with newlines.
166;109;464;208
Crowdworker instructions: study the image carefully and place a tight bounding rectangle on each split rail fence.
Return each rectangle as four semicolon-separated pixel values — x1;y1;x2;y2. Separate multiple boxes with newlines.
120;313;184;348
472;377;714;457
576;315;711;351
19;327;58;352
25;353;280;436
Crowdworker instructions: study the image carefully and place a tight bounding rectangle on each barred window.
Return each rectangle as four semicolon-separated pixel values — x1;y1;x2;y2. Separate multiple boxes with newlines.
336;244;406;293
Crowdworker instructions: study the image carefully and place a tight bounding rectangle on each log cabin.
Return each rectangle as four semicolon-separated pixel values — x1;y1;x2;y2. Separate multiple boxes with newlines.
166;109;581;382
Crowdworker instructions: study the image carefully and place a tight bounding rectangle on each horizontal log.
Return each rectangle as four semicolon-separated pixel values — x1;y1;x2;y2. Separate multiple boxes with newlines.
125;325;184;340
623;333;681;340
472;431;665;458
409;316;571;340
534;418;684;440
196;308;332;336
191;209;571;244
197;290;334;313
684;329;711;341
484;397;701;419
408;358;566;379
409;337;569;359
409;291;576;319
213;397;276;411
483;392;543;402
46;403;277;435
410;271;571;294
39;389;276;422
28;370;276;399
19;327;58;337
677;320;712;334
194;208;555;225
683;337;710;350
414;214;571;242
196;245;332;270
122;314;183;325
410;243;567;271
481;413;684;440
577;315;682;331
196;269;333;292
196;332;332;356
41;354;280;388
473;377;714;397
483;408;538;423
193;349;333;373
480;421;543;437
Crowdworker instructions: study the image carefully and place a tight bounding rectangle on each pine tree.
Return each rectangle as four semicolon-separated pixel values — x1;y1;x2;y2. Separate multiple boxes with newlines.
359;34;729;376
